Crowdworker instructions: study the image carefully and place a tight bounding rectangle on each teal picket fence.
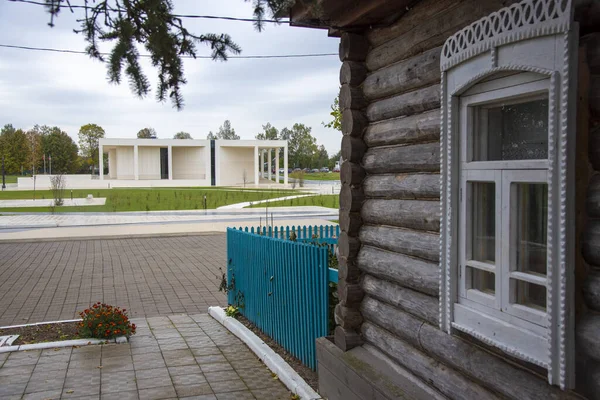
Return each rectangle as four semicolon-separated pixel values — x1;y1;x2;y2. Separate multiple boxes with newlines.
226;225;339;370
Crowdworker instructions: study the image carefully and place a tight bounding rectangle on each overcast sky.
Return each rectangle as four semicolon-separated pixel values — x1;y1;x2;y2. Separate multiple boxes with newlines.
0;0;342;154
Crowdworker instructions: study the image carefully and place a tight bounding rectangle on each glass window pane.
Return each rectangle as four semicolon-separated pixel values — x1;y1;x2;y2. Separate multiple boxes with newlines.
471;182;495;264
514;280;546;311
469;267;495;295
514;183;548;275
473;97;548;161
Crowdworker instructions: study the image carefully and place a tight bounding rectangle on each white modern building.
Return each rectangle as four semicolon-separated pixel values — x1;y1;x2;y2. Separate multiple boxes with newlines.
99;138;288;187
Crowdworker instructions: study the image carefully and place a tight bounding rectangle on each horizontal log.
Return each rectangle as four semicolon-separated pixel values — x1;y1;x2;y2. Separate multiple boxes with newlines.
576;312;600;362
361;322;501;400
341;161;366;186
364;47;441;101
339;32;369;62
339;231;361;259
583;219;600;266
367;84;441;122
363;142;440;174
366;0;509;71
340;84;367;110
340;61;368;86
342;109;368;137
334;326;363;351
361;274;438;326
364;109;440;148
340;183;365;213
363;173;440;199
360;225;439;262
362;296;422;343
366;0;461;47
362;199;440;232
341;136;367;163
357;245;438;296
586;174;600;218
334;304;363;330
583;270;600;311
363;305;578;400
339;211;362;237
338;255;361;283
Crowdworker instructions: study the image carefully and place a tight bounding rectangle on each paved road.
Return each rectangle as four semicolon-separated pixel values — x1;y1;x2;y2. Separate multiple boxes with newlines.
0;235;227;326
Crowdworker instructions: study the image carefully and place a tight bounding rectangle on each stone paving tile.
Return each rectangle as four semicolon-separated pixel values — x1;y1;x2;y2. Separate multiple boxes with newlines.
101;390;139;400
169;364;203;376
180;395;217;400
172;373;208;386
252;386;295;400
175;383;214;397
61;384;100;398
215;390;256;400
22;389;63;400
138;385;178;400
208;378;249;393
199;362;233;373
101;370;137;393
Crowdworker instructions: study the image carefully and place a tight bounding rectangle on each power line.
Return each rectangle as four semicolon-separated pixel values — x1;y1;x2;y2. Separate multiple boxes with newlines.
7;0;288;24
0;43;337;59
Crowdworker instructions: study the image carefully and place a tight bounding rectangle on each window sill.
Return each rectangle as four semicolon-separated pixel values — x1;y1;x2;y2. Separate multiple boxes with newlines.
453;303;548;368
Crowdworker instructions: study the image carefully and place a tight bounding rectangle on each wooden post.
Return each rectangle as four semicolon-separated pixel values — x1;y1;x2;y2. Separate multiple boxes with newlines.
336;31;369;352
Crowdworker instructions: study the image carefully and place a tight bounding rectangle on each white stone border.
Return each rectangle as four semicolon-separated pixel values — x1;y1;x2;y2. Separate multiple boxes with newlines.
0;318;127;353
208;306;322;400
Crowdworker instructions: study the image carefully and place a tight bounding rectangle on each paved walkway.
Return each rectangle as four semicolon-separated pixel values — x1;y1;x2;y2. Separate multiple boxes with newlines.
0;314;293;399
0;207;337;229
0;236;227;326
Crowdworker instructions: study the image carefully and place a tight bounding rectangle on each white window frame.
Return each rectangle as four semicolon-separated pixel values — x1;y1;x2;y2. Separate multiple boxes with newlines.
439;0;578;389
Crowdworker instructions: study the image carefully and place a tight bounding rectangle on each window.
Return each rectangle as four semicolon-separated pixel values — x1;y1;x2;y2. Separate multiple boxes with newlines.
457;75;550;331
439;0;577;389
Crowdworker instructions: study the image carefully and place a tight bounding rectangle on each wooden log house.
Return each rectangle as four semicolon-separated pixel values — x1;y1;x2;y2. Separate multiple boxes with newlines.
281;0;600;398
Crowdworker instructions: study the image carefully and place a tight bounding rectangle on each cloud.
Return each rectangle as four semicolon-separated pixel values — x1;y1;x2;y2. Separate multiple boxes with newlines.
0;0;342;155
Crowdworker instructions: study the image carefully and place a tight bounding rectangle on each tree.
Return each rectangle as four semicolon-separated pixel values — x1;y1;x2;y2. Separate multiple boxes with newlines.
280;123;318;168
323;91;342;132
255;123;279;140
78;123;105;169
328;150;341;170
315;145;329;168
173;131;193;139
0;125;31;175
40;1;289;109
218;120;240;140
137;128;157;139
40;127;79;174
207;120;239;140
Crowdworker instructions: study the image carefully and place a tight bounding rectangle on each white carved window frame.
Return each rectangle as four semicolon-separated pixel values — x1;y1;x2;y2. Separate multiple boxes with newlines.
439;0;578;389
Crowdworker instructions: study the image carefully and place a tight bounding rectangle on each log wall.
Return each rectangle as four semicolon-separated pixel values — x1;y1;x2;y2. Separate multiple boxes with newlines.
332;0;600;398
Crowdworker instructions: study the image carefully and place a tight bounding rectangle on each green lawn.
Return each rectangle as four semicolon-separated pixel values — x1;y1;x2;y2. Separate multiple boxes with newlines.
0;187;297;212
247;194;339;209
290;172;340;181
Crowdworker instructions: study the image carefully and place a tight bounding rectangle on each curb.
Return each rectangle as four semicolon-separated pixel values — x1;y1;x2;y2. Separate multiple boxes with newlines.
0;319;128;353
208;306;322;400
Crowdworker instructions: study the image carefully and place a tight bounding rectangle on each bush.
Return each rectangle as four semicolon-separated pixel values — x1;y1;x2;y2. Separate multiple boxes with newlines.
50;174;66;206
77;303;136;339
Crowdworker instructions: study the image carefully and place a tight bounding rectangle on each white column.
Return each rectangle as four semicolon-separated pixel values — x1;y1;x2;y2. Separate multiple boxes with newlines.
268;149;272;181
259;150;263;179
284;145;288;186
133;145;139;180
275;147;279;184
254;146;259;186
99;144;104;180
168;145;173;180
